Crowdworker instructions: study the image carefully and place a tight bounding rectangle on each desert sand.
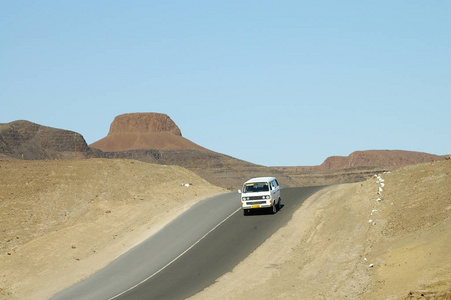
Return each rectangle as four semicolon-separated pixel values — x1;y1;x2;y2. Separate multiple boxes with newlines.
0;159;226;299
1;159;450;299
192;160;451;299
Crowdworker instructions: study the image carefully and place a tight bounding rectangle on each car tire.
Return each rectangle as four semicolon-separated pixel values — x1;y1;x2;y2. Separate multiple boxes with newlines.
271;202;277;214
243;209;249;216
277;198;281;211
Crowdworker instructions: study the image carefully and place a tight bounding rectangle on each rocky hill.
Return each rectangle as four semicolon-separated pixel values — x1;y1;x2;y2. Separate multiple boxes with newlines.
0;115;296;190
90;113;298;190
275;150;446;186
0;120;94;160
312;150;445;170
1;114;446;190
90;113;208;152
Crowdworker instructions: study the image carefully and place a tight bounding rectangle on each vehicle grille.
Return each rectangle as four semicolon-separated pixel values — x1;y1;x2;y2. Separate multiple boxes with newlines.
247;201;266;205
248;196;267;200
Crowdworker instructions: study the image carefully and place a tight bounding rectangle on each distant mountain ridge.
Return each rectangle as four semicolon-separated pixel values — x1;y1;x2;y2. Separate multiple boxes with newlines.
274;150;446;187
303;150;445;171
1;114;447;189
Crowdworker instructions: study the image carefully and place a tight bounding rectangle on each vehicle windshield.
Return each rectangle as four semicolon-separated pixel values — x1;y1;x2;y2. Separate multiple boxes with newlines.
243;182;269;193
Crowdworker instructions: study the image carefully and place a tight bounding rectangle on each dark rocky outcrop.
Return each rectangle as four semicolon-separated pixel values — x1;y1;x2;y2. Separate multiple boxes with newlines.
0;120;94;160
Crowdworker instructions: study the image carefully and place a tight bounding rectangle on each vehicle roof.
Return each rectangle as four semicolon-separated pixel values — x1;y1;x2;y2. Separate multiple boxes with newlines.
244;177;276;184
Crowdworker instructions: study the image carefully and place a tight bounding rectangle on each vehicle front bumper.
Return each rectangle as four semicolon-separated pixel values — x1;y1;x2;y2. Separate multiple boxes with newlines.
241;200;273;209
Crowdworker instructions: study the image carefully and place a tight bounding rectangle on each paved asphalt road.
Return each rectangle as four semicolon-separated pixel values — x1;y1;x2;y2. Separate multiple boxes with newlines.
51;186;324;300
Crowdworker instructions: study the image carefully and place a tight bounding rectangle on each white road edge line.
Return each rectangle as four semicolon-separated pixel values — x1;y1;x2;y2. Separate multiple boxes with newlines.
109;207;242;300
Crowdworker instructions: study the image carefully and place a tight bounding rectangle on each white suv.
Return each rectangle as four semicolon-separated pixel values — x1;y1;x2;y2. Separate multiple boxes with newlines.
239;177;281;216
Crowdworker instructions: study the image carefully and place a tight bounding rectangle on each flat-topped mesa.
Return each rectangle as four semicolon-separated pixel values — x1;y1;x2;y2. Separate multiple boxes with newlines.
108;113;182;136
90;112;208;152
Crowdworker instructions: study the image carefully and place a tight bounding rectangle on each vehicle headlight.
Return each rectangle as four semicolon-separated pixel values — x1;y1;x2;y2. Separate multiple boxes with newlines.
266;195;270;199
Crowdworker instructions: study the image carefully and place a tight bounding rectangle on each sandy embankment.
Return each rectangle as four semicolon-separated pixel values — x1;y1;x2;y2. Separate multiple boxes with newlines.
0;159;227;300
191;160;451;299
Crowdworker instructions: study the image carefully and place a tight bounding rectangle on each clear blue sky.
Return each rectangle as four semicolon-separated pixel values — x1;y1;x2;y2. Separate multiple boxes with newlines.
1;1;450;166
